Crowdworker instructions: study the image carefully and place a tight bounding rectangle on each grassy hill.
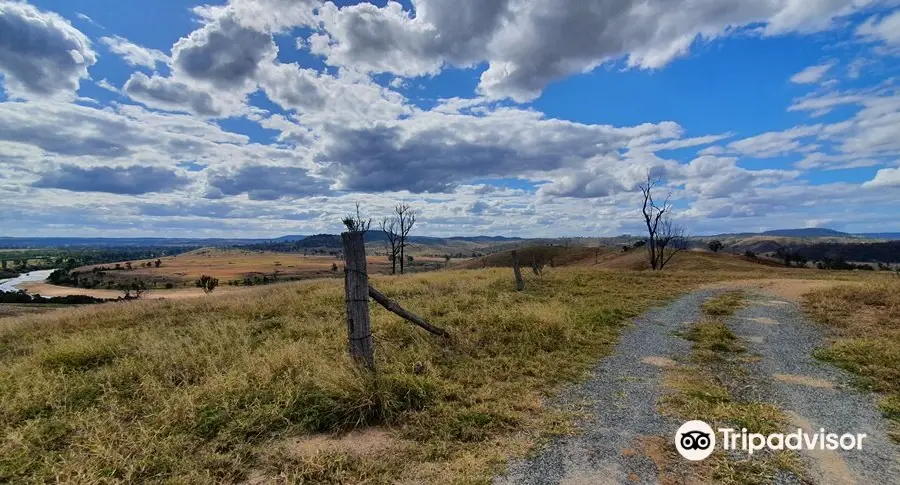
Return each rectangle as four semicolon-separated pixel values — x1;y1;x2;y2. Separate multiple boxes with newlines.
458;245;786;272
0;253;883;483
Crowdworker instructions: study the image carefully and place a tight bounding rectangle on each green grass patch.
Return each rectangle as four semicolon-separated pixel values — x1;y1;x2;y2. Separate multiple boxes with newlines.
701;291;746;317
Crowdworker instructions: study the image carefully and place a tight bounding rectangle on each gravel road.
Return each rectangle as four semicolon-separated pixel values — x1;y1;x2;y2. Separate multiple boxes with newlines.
727;293;900;485
494;288;900;485
495;291;716;485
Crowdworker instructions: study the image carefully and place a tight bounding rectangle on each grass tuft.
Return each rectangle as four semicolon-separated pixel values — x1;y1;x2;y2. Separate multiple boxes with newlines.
701;291;746;317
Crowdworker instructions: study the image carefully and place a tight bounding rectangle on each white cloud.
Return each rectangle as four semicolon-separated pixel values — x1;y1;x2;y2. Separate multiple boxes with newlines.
0;1;97;99
123;73;224;116
863;167;900;187
790;61;836;84
101;35;169;68
727;125;822;158
857;10;900;47
308;0;883;101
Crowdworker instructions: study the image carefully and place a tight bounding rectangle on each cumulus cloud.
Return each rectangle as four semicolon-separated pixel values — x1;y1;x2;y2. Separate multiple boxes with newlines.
123;73;222;116
310;0;880;101
101;35;169;68
205;164;331;200
0;1;97;98
33;164;190;194
172;12;276;91
863;167;900;187
315;108;681;193
257;62;412;125
790;62;836;84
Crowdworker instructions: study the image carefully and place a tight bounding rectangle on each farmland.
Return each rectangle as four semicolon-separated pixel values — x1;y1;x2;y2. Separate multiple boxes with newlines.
1;249;895;483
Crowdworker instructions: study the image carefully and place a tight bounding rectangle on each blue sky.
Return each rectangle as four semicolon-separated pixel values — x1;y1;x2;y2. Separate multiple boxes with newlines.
1;0;899;238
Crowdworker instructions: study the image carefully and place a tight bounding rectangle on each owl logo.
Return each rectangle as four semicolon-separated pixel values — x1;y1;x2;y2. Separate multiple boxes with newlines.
680;430;712;450
675;421;716;461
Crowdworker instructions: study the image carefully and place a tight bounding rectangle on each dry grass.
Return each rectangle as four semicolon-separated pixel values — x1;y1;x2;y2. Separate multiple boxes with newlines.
0;266;732;484
1;253;885;483
802;280;900;439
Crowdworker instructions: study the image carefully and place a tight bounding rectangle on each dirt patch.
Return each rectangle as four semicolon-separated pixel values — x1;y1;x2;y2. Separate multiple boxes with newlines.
774;374;835;389
641;356;677;368
278;428;395;457
635;435;710;485
699;279;852;302
743;316;780;325
739;335;765;344
786;412;857;485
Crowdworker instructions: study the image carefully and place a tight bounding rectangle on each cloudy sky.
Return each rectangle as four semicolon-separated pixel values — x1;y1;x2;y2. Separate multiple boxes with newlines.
1;0;899;238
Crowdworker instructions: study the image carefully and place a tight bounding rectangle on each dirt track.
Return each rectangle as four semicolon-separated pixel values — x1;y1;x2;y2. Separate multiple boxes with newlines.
495;281;900;484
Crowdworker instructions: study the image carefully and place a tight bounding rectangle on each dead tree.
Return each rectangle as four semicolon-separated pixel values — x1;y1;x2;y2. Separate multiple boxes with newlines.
395;203;417;274
512;250;525;291
638;173;687;270
656;217;688;270
380;217;401;275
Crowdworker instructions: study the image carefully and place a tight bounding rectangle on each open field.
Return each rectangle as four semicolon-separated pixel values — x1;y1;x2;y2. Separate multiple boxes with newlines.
0;251;894;483
15;283;244;300
802;279;900;441
70;248;375;287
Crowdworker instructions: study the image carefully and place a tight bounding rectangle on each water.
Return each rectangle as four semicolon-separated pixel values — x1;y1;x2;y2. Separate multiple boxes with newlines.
0;269;57;292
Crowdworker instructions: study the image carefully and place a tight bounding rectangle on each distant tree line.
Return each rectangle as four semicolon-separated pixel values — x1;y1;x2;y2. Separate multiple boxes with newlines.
0;290;110;305
787;241;900;264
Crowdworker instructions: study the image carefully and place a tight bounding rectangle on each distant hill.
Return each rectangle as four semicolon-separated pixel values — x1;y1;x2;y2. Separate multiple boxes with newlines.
705;228;899;240
0;237;269;249
857;233;900;240
760;228;854;238
273;235;307;242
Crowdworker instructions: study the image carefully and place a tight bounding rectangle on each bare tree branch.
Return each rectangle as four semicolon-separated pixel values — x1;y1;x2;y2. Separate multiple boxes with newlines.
395;203;417;274
380;217;400;275
638;171;686;270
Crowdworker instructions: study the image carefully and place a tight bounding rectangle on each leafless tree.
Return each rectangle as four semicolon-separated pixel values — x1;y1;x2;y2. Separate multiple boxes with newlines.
395;203;417;274
380;216;401;274
639;172;687;270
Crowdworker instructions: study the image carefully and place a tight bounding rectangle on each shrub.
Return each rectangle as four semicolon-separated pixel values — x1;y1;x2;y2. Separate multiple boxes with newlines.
196;275;219;294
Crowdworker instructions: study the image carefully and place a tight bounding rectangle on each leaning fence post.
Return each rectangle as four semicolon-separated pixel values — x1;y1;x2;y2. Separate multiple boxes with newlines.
512;250;525;291
341;231;375;370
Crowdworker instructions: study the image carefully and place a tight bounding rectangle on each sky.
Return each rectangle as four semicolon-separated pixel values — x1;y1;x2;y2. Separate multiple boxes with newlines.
0;0;899;239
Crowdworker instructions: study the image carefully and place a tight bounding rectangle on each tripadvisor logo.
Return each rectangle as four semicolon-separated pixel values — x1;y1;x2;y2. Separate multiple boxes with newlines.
675;420;867;461
675;420;716;461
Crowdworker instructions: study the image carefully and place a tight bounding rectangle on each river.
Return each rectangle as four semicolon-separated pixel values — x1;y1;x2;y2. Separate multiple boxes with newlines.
0;269;57;292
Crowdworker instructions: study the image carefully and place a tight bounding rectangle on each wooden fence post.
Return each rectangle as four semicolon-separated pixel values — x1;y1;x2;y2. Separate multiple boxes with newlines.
341;231;375;370
512;250;525;291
